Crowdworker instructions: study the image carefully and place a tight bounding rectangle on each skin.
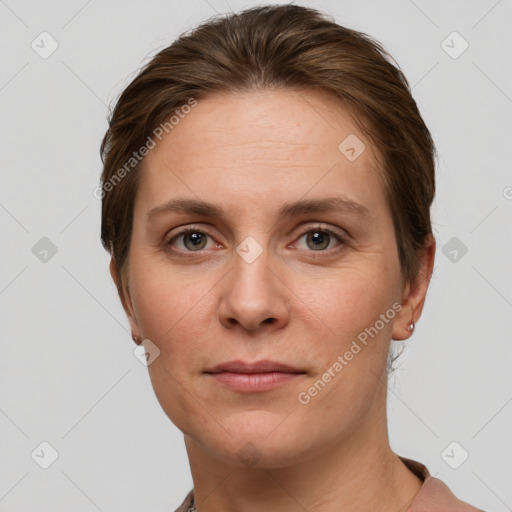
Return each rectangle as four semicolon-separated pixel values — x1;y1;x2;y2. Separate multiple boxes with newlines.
110;88;436;511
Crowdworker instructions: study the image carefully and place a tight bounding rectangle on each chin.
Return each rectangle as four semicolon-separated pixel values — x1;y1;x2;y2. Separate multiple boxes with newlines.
187;410;319;469
212;438;307;470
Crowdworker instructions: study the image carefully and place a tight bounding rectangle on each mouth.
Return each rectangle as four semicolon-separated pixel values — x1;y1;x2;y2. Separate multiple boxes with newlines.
205;359;306;374
204;360;307;392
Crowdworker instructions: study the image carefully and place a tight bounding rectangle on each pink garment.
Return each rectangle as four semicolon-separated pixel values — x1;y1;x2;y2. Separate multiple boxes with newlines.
400;456;485;512
173;456;485;511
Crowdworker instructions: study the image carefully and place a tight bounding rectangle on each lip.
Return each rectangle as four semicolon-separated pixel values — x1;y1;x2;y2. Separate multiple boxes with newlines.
204;360;307;392
205;359;305;374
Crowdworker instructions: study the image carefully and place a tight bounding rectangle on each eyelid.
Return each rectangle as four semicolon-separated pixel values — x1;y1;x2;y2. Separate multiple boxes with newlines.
290;223;349;252
164;224;213;246
293;222;349;241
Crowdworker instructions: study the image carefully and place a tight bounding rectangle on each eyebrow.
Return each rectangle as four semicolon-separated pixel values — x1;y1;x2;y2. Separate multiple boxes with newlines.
146;195;371;223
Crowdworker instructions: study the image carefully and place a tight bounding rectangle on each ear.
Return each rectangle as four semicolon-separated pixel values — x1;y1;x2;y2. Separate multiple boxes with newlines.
392;234;436;341
109;257;140;338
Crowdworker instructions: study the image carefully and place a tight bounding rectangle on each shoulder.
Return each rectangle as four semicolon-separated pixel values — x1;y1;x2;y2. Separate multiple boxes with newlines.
410;476;485;511
400;456;486;512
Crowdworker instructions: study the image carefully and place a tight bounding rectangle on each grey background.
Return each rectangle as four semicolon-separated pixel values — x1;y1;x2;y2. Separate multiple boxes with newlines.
1;0;511;510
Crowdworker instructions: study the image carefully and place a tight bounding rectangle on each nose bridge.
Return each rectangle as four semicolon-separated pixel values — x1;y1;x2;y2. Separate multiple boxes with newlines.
231;233;274;299
218;231;289;331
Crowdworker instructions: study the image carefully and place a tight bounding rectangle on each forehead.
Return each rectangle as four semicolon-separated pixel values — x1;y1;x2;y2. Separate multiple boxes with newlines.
137;88;387;221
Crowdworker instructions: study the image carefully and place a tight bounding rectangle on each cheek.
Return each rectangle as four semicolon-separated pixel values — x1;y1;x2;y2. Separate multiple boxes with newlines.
297;264;397;343
295;271;394;420
130;260;207;340
131;268;213;431
290;265;398;415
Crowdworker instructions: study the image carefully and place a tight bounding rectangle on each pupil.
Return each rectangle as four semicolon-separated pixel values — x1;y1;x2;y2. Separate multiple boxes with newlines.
190;233;201;244
187;232;205;249
309;230;329;250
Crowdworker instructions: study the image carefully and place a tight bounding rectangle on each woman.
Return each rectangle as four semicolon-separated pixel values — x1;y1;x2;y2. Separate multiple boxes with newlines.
99;4;484;511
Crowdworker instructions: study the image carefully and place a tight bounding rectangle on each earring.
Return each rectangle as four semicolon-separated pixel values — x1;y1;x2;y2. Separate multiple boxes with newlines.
407;303;415;333
132;333;142;345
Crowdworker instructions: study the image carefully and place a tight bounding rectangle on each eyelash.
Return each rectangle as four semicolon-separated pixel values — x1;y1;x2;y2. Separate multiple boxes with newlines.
164;224;348;256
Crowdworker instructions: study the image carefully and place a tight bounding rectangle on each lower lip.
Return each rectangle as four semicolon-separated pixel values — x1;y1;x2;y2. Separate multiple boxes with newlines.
207;371;304;392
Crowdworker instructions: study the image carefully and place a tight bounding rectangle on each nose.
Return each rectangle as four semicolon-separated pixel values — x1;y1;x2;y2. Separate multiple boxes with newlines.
217;241;290;332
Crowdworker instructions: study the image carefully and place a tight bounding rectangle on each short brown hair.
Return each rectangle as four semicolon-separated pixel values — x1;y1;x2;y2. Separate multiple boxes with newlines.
100;3;436;301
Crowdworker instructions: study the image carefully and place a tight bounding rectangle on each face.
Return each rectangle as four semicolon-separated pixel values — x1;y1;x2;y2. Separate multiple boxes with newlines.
114;88;422;468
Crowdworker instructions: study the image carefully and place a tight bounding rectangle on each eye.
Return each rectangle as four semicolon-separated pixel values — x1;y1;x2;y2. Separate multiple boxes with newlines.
294;225;347;252
164;223;348;255
165;226;215;252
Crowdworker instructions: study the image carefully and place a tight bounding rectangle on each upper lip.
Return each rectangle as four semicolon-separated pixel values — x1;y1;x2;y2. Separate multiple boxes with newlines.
205;360;306;374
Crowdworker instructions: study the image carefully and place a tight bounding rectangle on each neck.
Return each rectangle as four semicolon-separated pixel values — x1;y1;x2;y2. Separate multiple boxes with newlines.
184;408;423;512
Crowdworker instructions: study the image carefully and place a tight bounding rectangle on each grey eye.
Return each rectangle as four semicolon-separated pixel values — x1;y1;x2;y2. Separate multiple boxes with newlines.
304;230;331;250
182;231;209;251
